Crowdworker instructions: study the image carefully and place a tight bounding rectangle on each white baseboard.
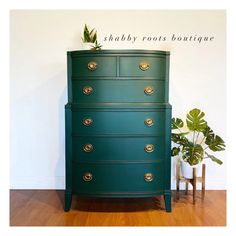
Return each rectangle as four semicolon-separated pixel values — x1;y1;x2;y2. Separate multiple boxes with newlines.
10;176;65;189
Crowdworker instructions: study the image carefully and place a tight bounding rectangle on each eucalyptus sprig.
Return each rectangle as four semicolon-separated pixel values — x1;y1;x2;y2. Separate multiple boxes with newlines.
171;108;225;166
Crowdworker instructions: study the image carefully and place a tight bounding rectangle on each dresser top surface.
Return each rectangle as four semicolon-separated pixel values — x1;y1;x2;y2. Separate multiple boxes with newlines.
68;49;170;56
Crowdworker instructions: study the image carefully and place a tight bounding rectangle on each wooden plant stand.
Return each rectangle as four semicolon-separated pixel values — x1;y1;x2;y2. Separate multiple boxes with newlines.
176;163;206;204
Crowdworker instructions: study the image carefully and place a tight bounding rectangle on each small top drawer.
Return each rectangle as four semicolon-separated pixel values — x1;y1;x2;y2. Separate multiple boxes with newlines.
71;56;117;77
119;56;168;77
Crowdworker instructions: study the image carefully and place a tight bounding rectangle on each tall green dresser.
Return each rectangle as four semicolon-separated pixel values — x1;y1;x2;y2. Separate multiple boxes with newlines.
65;50;172;212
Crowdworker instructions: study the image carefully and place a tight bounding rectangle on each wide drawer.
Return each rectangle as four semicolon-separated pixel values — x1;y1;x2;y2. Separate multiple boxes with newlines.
72;56;117;77
119;56;168;77
72;79;167;103
72;110;166;135
72;162;165;195
72;136;166;162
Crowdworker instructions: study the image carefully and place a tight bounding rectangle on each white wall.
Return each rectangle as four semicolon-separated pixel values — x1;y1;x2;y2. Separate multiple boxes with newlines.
10;10;226;189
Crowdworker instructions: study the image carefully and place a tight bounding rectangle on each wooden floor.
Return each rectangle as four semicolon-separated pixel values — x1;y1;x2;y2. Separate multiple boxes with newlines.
10;190;226;226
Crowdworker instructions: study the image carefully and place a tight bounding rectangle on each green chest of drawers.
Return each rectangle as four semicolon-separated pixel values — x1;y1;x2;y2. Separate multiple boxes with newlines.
64;50;172;212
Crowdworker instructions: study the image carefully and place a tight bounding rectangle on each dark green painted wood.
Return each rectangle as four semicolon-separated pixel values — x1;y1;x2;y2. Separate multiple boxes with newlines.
165;108;172;191
70;103;171;109
72;110;166;135
67;54;73;103
164;191;172;212
72;162;164;194
64;106;72;211
72;79;167;103
65;49;171;212
72;136;165;162
72;56;117;77
164;108;172;212
64;191;72;212
69;49;170;56
119;56;167;77
164;55;170;105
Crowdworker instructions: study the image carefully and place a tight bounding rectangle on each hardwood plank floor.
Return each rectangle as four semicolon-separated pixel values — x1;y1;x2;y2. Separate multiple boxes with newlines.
10;190;226;226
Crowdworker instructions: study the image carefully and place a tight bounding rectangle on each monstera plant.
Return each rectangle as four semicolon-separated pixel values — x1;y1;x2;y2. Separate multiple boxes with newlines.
171;108;225;176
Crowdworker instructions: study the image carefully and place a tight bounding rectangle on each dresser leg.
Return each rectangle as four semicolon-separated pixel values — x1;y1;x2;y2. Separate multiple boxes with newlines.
164;193;172;212
64;191;72;212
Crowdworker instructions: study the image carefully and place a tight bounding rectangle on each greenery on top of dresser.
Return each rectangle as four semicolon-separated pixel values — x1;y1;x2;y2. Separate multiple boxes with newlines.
171;108;225;166
82;24;102;50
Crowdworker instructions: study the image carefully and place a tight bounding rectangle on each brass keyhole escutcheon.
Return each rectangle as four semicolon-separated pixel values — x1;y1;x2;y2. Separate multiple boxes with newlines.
145;118;154;126
83;143;93;152
88;61;97;71
83;86;93;95
145;144;154;153
83;172;93;182
139;62;150;71
144;173;154;182
144;86;154;95
83;118;93;126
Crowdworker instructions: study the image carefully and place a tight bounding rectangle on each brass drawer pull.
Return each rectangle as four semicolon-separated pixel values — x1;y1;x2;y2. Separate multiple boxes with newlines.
88;61;97;71
145;118;154;126
83;86;93;95
144;86;154;95
83;143;93;152
145;144;154;153
83;118;93;126
83;172;93;182
144;173;154;182
139;62;150;71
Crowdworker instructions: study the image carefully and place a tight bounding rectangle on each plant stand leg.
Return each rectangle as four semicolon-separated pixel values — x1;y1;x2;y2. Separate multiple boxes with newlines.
202;164;206;200
192;168;196;205
164;192;172;212
176;162;180;200
185;181;189;195
64;190;72;212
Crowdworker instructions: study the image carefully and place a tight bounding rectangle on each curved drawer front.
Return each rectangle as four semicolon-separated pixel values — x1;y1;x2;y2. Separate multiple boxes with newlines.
72;111;165;135
72;56;117;77
73;136;165;162
119;56;168;77
72;163;164;194
72;79;166;103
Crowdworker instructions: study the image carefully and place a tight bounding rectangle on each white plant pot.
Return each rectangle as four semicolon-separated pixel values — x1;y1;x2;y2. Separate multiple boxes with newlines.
180;160;202;179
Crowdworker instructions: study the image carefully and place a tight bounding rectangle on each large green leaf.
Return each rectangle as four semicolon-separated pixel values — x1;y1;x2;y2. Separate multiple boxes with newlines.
171;118;184;130
83;31;91;42
83;24;91;42
205;134;226;151
186;108;207;132
205;152;223;165
83;25;98;43
171;133;188;146
91;29;97;43
171;147;180;156
182;143;204;166
202;125;214;137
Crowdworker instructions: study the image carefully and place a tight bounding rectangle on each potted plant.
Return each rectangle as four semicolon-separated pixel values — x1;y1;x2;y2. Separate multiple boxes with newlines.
171;108;225;178
81;24;102;50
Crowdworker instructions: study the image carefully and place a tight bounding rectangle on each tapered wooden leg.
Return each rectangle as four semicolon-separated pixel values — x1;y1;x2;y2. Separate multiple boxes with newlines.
185;181;189;195
164;192;172;212
202;164;206;200
64;190;72;212
193;168;196;205
176;162;180;200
